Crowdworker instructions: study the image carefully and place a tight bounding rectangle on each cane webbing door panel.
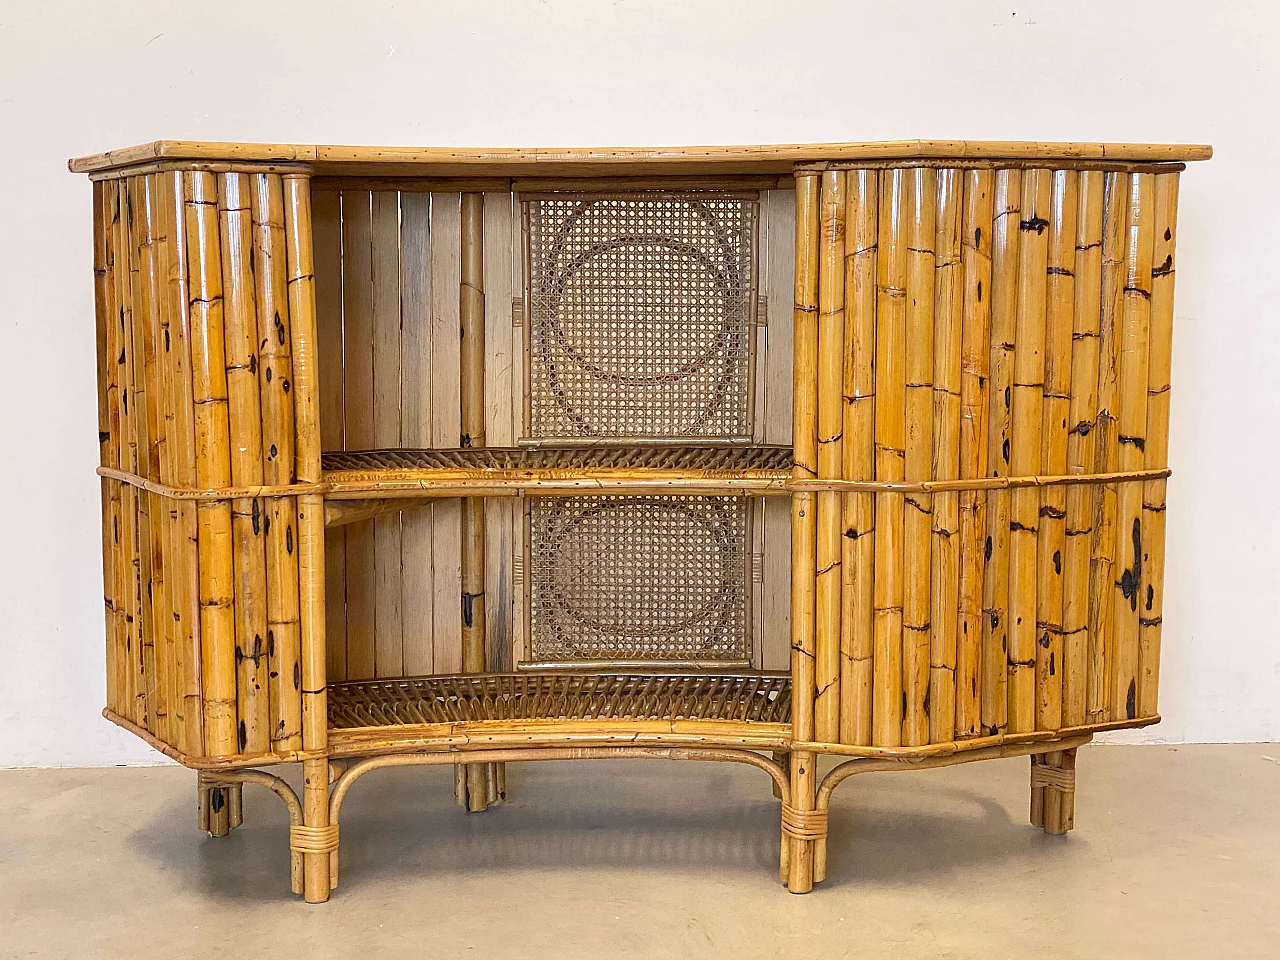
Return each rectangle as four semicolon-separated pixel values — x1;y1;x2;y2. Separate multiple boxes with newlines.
523;193;758;443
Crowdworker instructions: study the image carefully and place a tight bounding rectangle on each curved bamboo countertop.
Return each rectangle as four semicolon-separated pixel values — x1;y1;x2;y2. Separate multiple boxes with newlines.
69;139;1213;178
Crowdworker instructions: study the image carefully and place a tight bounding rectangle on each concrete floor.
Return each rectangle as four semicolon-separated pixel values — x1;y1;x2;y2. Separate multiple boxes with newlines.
1;745;1276;959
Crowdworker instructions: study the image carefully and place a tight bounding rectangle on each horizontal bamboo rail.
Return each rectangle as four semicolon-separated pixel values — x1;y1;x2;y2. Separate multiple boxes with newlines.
96;464;1170;499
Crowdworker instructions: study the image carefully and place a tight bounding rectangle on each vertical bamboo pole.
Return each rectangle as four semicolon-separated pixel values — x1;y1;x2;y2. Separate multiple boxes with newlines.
1112;173;1155;722
112;176;142;731
902;169;935;747
184;171;238;757
459;192;496;810
157;172;184;748
138;175;175;742
872;168;906;748
786;172;820;892
218;172;270;755
955;169;993;739
930;168;962;744
127;176;158;735
284;174;328;754
981;168;1021;735
102;177;129;722
1006;168;1051;735
815;171;845;743
141;174;179;748
93;180;122;717
840;169;878;746
161;171;205;756
1036;170;1078;733
1139;173;1180;718
1061;172;1105;729
251;174;303;753
1087;173;1127;723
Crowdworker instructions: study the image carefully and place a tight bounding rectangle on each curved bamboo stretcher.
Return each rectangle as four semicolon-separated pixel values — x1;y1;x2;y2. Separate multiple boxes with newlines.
76;139;1207;901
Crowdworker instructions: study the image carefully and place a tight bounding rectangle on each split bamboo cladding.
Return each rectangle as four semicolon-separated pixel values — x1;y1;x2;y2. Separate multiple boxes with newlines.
791;159;1188;748
92;166;318;760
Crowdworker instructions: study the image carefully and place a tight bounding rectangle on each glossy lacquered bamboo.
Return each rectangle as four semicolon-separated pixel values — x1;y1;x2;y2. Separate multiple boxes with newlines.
1006;169;1051;735
1139;173;1180;718
159;171;206;755
1062;172;1105;729
218;172;271;755
1035;170;1078;734
872;169;906;748
929;168;962;744
283;175;327;753
251;174;303;754
980;168;1021;736
184;171;239;757
815;171;845;743
1112;173;1155;723
901;168;935;747
955;169;993;738
1086;173;1127;723
840;170;878;746
787;173;819;894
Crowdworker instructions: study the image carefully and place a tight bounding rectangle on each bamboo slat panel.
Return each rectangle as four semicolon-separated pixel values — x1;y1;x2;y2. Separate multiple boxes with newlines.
89;171;314;761
797;164;1182;747
311;189;479;682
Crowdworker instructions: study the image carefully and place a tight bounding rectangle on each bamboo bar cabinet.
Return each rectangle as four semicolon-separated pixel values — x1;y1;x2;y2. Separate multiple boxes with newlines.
71;138;1209;901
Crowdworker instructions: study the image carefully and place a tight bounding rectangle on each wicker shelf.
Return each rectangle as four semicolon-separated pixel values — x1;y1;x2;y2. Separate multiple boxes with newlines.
324;672;793;755
321;445;794;498
329;672;791;726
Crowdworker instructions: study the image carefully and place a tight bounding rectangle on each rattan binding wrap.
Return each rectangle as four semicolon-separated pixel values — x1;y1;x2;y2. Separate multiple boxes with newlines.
327;673;792;726
525;194;757;442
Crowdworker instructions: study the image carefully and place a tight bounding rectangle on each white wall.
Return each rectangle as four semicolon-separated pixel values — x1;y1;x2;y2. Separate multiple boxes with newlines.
1;0;1276;767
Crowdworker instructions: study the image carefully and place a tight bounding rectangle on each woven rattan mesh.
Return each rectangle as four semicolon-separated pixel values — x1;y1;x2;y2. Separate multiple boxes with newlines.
327;673;791;726
322;445;792;472
527;495;749;665
526;194;756;441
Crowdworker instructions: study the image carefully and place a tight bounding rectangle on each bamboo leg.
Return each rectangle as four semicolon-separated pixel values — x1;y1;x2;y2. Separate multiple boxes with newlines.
198;771;235;837
1031;747;1077;835
784;750;820;893
301;757;333;902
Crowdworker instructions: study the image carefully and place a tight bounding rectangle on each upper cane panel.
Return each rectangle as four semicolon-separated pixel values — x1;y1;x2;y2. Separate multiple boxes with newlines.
525;194;757;442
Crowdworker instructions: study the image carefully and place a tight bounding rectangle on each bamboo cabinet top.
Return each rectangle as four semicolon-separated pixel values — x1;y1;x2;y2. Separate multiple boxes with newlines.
69;139;1212;177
